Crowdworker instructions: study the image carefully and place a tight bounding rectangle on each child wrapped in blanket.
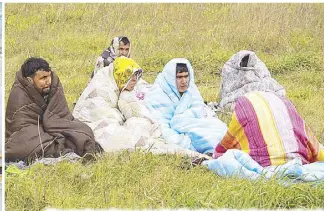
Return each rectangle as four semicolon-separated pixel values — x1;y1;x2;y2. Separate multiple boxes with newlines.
113;57;160;143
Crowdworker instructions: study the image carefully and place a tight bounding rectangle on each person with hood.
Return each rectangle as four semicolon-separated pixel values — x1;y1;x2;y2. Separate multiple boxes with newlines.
73;57;157;152
6;57;98;162
218;50;286;111
145;58;227;154
114;57;152;121
91;36;131;80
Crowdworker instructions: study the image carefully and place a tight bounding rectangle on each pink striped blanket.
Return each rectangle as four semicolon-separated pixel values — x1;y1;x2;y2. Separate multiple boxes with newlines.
214;91;324;167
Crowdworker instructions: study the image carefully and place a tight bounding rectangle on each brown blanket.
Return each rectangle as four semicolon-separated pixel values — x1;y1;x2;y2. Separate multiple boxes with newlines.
6;71;96;162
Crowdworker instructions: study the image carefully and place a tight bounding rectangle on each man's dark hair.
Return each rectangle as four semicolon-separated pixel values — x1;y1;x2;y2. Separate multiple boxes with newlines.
176;63;188;74
21;57;51;77
119;37;130;45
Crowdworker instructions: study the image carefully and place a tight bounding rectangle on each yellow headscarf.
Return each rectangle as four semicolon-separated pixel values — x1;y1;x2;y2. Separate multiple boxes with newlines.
113;57;142;90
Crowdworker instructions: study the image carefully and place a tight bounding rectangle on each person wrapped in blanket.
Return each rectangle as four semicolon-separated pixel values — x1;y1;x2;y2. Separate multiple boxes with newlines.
91;36;131;80
214;91;324;166
73;56;158;152
145;58;228;155
88;36;148;90
115;57;160;139
6;58;99;162
218;50;286;111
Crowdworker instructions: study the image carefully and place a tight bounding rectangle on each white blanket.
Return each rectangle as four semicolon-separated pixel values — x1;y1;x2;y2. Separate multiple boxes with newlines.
73;64;208;158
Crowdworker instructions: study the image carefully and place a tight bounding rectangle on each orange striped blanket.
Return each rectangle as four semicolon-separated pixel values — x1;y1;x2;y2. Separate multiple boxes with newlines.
214;91;324;167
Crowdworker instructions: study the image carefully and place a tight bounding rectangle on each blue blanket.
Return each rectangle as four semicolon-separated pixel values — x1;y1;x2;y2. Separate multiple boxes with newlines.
203;149;324;182
145;58;227;154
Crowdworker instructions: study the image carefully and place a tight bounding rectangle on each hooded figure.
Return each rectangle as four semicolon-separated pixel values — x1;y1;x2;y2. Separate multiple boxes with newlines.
219;50;286;111
91;36;131;79
114;58;152;120
73;57;157;152
113;56;142;91
145;58;227;154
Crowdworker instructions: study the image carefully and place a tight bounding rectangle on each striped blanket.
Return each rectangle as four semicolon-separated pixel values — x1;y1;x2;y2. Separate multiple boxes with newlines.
145;58;227;154
214;91;324;167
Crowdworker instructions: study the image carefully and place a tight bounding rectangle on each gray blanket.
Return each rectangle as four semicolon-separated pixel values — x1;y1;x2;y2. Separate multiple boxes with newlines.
219;50;286;111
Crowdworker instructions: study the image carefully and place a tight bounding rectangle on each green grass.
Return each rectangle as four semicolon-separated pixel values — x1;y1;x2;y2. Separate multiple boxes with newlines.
5;151;324;210
4;3;324;210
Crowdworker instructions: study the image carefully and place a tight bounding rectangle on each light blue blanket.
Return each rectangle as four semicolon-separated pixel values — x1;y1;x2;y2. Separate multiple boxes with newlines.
145;58;227;154
203;149;324;182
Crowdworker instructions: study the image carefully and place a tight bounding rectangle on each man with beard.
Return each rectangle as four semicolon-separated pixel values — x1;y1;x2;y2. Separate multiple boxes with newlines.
6;57;99;162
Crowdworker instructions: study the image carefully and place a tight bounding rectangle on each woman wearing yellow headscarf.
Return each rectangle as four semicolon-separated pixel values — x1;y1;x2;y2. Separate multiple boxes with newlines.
73;55;158;152
114;57;151;120
113;56;143;91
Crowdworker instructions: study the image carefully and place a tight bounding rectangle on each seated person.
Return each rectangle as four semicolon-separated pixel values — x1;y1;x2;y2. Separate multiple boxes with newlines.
116;63;151;120
219;50;286;111
86;36;148;93
116;59;159;140
91;36;131;80
6;58;98;162
145;58;228;154
214;91;324;166
73;57;156;152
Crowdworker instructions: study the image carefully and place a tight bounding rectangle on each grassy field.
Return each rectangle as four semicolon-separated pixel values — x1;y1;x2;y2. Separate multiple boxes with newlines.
4;3;324;210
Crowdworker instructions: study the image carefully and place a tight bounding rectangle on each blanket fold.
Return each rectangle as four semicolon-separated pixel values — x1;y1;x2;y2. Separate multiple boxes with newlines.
204;149;324;182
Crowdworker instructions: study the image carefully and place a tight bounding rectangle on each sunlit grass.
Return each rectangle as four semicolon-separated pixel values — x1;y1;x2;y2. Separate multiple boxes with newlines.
5;3;324;210
5;151;324;210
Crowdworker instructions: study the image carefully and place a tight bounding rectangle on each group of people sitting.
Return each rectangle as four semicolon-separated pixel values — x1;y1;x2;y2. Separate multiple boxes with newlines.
5;36;324;174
